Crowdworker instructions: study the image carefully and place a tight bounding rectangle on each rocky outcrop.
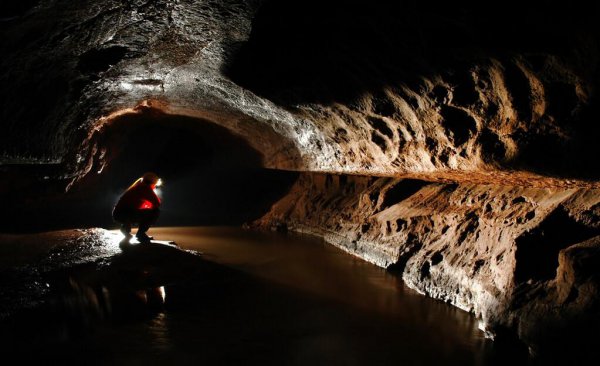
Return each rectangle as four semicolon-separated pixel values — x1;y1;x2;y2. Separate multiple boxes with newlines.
255;173;600;356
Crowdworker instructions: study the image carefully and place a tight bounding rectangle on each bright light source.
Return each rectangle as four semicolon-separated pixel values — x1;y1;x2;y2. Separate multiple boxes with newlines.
156;178;163;187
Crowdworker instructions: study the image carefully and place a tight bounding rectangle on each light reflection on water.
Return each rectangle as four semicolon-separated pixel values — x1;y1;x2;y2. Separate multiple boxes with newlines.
2;227;527;365
160;227;473;318
148;313;172;352
156;227;495;355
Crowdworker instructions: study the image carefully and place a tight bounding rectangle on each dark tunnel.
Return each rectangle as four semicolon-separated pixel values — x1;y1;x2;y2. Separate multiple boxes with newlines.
1;113;298;232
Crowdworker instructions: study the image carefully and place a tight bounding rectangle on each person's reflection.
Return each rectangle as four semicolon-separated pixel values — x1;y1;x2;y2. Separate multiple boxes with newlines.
104;285;167;320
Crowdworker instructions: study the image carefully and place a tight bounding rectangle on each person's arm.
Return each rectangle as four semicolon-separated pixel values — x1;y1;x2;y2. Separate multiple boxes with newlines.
147;187;161;208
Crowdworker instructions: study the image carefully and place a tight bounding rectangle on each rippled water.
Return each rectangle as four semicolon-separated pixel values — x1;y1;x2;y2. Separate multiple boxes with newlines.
1;227;527;365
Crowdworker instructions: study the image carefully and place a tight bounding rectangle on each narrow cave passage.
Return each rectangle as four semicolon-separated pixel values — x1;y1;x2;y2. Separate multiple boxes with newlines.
4;113;298;232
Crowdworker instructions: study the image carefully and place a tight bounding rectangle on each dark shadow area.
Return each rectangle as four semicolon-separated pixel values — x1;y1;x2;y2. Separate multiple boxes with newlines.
0;0;39;19
512;91;600;180
1;113;298;232
226;0;599;106
381;179;428;210
528;315;600;366
77;46;129;74
514;206;600;283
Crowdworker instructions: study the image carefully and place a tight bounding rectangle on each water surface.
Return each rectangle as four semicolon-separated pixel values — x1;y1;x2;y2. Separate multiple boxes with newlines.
2;226;526;365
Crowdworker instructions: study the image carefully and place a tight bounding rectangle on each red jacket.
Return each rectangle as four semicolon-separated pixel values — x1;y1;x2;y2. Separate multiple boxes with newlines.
115;178;161;211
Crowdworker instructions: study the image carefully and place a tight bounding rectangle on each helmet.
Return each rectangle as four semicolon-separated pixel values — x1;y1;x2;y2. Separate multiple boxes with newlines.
142;172;159;185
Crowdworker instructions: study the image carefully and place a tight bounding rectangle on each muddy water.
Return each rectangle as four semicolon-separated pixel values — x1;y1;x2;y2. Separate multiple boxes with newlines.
2;227;526;365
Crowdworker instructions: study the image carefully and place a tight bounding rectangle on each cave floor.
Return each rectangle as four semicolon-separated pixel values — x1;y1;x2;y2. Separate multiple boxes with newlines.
0;227;527;365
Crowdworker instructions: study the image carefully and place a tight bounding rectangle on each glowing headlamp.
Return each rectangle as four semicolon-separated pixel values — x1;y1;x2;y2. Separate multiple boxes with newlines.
155;178;163;187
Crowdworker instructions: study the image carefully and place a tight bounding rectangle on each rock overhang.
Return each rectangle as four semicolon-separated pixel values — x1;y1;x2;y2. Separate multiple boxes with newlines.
1;0;599;186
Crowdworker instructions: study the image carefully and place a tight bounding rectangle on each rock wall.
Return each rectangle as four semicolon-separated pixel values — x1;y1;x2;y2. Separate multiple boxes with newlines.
1;1;599;186
227;0;600;182
255;173;600;354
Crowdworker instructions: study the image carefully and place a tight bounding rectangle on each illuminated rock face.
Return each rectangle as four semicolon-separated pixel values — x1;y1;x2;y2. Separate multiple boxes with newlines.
1;0;599;355
2;0;599;184
1;0;307;178
255;174;600;353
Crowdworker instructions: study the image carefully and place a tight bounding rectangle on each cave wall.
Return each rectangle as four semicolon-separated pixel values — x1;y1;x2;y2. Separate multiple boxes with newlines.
227;0;600;182
254;173;600;353
1;0;599;185
1;0;305;184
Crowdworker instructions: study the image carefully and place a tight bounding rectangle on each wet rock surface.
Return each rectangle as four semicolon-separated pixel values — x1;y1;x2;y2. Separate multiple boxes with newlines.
0;229;120;318
0;229;202;319
0;229;209;360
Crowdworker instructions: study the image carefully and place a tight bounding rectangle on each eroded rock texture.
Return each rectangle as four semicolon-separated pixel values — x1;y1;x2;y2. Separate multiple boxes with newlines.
2;0;599;184
1;0;599;357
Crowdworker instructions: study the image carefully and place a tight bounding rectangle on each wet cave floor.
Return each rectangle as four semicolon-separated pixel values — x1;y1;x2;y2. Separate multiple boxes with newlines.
0;227;528;365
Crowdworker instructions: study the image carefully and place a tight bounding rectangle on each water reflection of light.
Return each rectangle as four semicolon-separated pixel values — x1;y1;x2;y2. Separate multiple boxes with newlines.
135;287;167;306
149;313;172;352
136;289;148;303
102;286;112;314
158;286;166;302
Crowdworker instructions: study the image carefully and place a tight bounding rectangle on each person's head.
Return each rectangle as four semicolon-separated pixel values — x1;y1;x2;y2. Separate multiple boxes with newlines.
142;172;160;187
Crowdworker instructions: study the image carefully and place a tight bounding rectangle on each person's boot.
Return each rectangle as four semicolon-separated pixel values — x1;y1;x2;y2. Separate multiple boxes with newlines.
136;232;153;243
120;224;132;239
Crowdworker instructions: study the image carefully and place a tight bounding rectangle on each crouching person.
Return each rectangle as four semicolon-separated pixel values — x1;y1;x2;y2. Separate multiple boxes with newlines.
113;172;162;243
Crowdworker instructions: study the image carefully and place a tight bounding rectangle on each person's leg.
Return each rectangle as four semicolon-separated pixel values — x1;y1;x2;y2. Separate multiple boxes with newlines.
113;208;132;239
120;222;132;237
136;209;159;242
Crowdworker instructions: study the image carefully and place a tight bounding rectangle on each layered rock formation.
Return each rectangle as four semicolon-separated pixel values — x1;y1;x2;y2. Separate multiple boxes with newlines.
1;0;599;358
